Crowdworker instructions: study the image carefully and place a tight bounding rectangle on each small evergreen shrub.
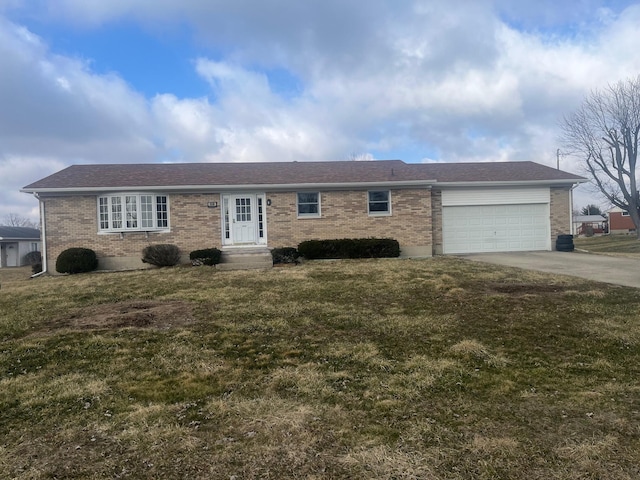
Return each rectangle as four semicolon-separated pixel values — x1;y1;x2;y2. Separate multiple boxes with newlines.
189;248;222;266
142;244;181;267
271;247;300;264
56;247;98;274
22;250;41;267
298;238;400;260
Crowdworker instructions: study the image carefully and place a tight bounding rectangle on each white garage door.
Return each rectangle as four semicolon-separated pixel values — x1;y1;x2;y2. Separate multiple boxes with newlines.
441;188;551;254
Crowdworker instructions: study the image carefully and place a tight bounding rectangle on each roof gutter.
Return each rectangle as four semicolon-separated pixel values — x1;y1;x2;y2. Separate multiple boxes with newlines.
21;179;438;194
434;179;588;188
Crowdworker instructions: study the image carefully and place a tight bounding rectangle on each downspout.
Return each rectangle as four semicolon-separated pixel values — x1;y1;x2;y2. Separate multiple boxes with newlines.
31;193;47;277
570;184;577;236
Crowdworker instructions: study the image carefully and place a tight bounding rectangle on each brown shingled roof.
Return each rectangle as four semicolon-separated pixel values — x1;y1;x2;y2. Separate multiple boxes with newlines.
416;161;585;183
22;160;585;192
23;160;420;190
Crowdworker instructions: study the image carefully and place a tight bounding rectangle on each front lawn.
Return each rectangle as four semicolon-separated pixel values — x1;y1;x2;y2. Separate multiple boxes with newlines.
1;259;640;479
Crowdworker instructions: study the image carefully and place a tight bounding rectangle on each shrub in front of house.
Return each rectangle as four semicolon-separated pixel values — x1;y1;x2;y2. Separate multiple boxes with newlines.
24;250;43;274
56;247;99;274
189;248;222;266
142;244;181;267
271;247;300;264
298;238;400;260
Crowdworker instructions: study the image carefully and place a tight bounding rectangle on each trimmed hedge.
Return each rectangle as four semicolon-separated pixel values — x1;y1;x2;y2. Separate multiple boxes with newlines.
297;238;400;260
142;244;181;267
190;248;222;266
271;247;300;264
56;247;98;274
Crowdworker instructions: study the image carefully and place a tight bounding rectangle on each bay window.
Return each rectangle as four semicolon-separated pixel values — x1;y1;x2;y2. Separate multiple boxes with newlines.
98;194;169;232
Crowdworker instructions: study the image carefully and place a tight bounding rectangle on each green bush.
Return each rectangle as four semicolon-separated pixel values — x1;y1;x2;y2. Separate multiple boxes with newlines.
142;244;181;267
22;250;41;267
271;247;300;264
189;248;222;266
56;247;98;274
298;238;400;260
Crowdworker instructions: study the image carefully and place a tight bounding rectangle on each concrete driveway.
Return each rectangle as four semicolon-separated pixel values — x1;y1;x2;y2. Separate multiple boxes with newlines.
460;251;640;288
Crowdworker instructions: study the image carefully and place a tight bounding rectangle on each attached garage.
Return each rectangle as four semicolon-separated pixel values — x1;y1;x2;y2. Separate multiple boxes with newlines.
442;187;551;254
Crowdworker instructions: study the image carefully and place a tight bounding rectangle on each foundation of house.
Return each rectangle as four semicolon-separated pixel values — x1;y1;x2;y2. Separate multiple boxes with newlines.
217;248;273;271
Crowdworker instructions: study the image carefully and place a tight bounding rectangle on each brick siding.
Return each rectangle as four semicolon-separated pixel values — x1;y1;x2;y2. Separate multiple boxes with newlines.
431;190;443;255
42;188;433;271
266;189;432;252
43;194;222;271
549;186;572;248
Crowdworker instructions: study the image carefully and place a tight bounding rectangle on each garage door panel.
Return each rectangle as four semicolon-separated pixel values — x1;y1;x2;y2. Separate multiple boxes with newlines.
443;203;550;254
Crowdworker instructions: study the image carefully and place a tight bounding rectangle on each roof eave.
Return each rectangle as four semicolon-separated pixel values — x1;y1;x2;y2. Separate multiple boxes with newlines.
21;179;437;194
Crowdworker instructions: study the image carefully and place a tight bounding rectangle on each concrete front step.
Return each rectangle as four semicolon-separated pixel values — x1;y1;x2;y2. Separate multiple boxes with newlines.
219;248;272;270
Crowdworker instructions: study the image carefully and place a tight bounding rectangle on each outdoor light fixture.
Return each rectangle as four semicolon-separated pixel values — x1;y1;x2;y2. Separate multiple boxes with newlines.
207;201;218;208
266;199;272;206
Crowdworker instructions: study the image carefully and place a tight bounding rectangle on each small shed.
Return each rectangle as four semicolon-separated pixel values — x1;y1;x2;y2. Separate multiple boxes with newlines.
0;226;41;268
572;214;607;236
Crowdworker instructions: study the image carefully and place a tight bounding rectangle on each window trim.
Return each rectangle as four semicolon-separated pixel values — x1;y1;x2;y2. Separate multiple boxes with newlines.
97;193;170;233
297;191;321;218
622;210;630;216
367;190;392;216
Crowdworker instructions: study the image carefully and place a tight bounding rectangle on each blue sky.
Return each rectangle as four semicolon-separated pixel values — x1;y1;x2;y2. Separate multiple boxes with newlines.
2;0;640;222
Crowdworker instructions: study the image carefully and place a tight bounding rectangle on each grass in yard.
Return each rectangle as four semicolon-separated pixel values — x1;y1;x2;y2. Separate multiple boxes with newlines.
575;234;640;257
1;259;640;479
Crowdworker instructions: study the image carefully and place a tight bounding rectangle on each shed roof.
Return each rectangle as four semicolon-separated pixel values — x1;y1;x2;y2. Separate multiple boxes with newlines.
0;226;40;240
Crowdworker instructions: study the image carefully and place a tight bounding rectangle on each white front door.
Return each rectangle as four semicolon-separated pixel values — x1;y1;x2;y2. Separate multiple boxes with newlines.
231;196;256;244
222;193;267;246
5;243;19;267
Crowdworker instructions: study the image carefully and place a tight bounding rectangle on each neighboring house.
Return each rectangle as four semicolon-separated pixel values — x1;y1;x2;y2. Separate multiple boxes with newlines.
21;160;586;273
607;206;637;234
572;214;607;236
0;226;41;268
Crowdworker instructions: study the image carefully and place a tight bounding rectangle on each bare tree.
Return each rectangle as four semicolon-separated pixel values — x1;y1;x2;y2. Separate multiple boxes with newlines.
561;75;640;239
1;213;39;229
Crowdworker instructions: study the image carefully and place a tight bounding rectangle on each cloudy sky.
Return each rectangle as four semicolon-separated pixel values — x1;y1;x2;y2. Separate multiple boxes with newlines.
2;0;639;223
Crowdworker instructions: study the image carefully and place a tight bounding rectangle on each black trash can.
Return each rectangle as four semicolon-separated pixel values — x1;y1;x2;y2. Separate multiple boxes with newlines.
555;234;574;252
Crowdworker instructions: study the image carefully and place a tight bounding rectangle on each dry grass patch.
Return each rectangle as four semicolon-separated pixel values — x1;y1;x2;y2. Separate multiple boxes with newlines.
470;435;519;454
45;299;196;332
449;339;508;367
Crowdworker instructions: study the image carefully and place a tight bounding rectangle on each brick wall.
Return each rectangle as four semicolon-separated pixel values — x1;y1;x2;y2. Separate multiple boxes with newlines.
549;186;572;248
43;193;222;272
609;212;637;233
431;190;443;255
42;188;433;272
265;189;432;255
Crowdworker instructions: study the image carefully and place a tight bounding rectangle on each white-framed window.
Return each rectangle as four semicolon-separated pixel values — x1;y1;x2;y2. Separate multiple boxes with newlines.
30;242;39;252
97;194;169;232
368;190;391;215
297;192;320;218
622;210;630;216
